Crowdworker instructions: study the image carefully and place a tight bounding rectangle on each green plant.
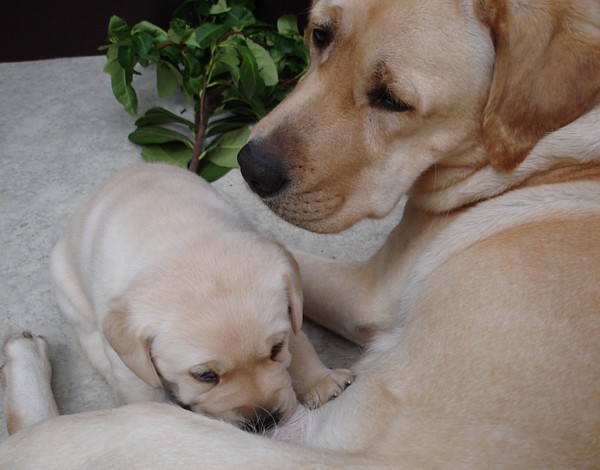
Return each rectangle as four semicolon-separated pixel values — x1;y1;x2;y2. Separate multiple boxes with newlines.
102;0;308;181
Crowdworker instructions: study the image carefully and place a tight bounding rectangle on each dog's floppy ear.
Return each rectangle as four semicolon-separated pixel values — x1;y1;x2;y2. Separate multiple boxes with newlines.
477;0;600;171
103;298;162;388
282;248;304;333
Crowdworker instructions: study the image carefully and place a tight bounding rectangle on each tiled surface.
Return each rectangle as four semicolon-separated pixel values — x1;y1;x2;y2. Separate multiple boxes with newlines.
0;56;403;442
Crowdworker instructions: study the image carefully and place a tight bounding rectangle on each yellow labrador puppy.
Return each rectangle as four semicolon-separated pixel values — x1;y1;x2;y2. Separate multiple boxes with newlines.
1;0;600;467
48;163;352;430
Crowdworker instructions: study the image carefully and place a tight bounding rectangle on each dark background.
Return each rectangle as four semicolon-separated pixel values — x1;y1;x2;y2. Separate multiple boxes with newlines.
0;0;311;62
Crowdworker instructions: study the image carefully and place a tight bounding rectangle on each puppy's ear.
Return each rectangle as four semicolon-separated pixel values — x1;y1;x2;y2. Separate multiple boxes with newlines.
103;298;162;388
282;248;304;334
477;0;600;171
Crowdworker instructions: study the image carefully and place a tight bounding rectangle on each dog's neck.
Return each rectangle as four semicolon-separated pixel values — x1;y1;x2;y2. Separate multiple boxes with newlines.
410;106;600;213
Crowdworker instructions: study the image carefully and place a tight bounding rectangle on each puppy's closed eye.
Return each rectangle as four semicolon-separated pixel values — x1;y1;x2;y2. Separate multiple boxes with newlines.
270;341;284;361
190;367;219;385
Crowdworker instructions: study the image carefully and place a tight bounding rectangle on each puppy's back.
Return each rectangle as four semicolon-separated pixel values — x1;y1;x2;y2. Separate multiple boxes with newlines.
50;163;253;320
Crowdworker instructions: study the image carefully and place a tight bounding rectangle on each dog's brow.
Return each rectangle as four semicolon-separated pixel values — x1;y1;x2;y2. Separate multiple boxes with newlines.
372;60;396;88
312;19;333;30
310;1;342;32
317;0;348;9
374;61;387;81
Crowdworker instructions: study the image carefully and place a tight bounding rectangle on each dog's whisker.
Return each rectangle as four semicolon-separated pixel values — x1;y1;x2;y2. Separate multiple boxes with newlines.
241;404;282;435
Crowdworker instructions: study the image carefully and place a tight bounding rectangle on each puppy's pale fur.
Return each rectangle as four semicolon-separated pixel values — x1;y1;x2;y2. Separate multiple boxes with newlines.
0;333;58;435
1;0;600;467
48;163;352;428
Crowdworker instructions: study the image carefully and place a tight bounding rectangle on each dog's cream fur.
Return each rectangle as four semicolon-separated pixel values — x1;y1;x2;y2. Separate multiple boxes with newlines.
0;333;58;436
1;0;600;467
47;163;352;428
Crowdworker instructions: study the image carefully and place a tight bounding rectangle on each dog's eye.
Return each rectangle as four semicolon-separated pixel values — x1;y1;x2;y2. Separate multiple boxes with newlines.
190;369;219;384
369;86;414;113
312;27;332;50
270;341;284;360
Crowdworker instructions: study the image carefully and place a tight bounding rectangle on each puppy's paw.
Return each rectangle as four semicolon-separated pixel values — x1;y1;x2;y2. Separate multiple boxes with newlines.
298;368;354;409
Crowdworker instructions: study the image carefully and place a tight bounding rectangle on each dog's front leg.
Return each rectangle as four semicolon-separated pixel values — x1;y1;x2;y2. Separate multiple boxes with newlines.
0;332;59;434
288;330;353;408
291;249;391;346
292;202;441;346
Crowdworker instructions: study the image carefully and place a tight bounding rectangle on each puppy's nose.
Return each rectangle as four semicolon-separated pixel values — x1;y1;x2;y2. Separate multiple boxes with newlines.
237;140;289;198
240;409;283;434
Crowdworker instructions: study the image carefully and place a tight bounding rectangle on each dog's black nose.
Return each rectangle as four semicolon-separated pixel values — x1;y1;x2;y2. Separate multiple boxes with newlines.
241;409;283;434
237;140;289;198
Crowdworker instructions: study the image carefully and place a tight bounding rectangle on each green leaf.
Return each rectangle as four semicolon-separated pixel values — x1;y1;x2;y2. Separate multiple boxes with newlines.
182;53;204;97
135;107;195;130
103;45;120;74
221;88;265;118
209;0;230;15
272;34;298;56
158;44;183;65
131;32;160;62
157;62;180;97
128;126;193;148
111;66;138;116
245;39;278;86
222;5;256;28
277;15;299;35
197;160;231;182
183;34;201;49
218;97;258;117
131;21;169;42
206;115;251;137
140;142;192;168
211;47;240;86
195;23;230;49
117;45;137;71
108;16;130;43
238;45;259;99
168;18;192;43
205;125;251;167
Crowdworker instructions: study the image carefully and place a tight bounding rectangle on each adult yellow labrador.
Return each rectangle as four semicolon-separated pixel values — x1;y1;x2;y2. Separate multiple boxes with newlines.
1;0;599;467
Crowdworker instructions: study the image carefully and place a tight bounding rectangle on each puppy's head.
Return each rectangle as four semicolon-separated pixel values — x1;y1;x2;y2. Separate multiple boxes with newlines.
104;240;302;433
238;0;600;232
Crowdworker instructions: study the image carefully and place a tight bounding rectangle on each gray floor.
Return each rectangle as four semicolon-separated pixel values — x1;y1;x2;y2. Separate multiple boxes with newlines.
0;56;403;442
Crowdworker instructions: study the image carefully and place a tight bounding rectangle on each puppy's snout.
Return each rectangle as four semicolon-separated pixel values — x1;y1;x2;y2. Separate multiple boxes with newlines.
240;408;283;434
237;140;289;198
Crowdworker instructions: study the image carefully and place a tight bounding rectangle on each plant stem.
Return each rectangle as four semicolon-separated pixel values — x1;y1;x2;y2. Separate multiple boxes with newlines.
188;89;211;174
188;80;230;174
187;30;255;174
156;40;178;50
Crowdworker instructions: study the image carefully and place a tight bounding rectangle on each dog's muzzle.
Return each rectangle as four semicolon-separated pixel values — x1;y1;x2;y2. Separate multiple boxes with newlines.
237;140;289;198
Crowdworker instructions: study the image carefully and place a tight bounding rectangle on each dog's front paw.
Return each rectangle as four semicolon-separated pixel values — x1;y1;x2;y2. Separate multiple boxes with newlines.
298;368;354;409
2;331;51;362
1;331;52;388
